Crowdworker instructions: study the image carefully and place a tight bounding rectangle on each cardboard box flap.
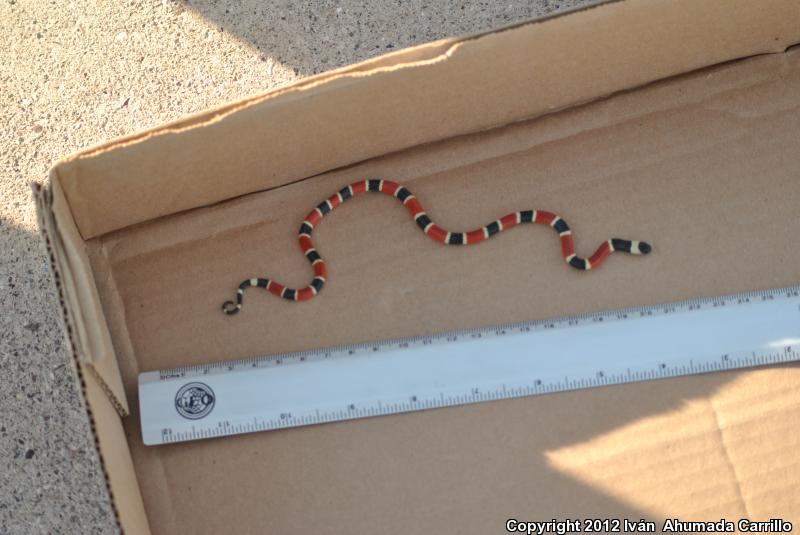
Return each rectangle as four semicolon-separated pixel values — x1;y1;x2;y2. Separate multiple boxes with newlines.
34;177;129;415
29;191;147;531
54;0;800;240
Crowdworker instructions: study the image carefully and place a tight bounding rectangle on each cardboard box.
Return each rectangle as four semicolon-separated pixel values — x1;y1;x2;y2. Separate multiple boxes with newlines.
34;0;800;532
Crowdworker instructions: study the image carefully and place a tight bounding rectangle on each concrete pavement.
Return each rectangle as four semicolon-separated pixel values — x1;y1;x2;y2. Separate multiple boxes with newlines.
0;1;589;532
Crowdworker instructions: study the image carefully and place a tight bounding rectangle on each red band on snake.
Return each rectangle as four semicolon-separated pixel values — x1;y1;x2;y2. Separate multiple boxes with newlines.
222;179;651;315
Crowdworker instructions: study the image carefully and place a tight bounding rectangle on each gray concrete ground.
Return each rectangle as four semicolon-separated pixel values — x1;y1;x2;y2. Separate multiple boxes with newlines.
0;1;591;533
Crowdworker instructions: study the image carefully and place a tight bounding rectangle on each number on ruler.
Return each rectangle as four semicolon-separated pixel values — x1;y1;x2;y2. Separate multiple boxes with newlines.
141;285;800;445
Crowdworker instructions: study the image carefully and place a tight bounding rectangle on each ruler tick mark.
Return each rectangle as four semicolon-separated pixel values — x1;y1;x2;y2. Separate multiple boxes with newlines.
139;285;800;445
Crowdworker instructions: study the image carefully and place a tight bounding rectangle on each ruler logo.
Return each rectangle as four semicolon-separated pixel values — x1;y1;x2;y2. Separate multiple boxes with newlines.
174;382;215;420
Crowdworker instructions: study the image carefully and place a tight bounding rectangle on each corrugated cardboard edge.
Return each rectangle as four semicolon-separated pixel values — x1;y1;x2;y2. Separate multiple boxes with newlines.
34;175;129;415
33;182;150;534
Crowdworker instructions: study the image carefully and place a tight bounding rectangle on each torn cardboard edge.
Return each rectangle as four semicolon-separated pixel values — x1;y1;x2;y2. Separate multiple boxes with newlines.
31;0;800;532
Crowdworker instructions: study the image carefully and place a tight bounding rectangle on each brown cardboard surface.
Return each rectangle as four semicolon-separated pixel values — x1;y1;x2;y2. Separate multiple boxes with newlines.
80;46;800;533
56;0;800;240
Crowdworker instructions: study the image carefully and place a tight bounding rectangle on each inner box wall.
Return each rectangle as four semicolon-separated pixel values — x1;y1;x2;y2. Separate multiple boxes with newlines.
88;49;800;533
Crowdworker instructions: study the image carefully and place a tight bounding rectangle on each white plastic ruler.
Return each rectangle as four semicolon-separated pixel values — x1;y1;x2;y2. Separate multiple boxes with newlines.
140;285;800;445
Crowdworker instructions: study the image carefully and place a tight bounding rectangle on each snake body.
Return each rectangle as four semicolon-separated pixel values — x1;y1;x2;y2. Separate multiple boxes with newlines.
222;179;651;315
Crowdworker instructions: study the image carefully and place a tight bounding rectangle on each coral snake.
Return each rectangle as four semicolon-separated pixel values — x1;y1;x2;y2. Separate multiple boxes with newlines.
222;179;651;315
